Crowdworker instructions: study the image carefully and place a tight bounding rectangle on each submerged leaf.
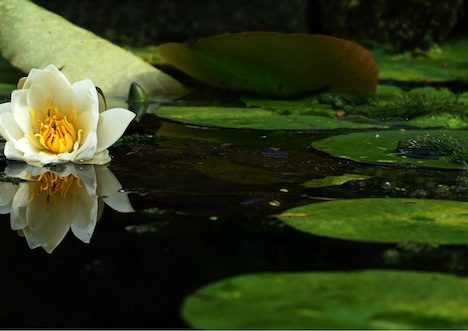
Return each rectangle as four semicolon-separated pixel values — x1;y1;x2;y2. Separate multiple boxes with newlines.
158;32;378;96
303;174;371;188
183;270;468;329
280;198;468;245
0;0;187;96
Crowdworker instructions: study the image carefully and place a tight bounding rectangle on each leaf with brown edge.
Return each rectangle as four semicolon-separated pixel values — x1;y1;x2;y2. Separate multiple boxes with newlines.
157;32;378;96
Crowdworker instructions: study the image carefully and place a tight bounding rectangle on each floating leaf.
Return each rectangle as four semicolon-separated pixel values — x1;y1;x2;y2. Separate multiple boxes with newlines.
312;129;468;170
0;0;187;96
303;174;371;188
157;32;378;96
280;198;468;245
182;270;468;329
155;105;386;130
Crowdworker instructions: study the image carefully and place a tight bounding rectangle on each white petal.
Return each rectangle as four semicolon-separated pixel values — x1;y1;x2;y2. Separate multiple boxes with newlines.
14;137;40;156
23;65;74;113
4;141;24;161
72;79;99;117
0;102;11;115
96;108;135;152
80;149;111;165
73;131;97;161
96;166;134;213
27;83;51;111
0;108;24;142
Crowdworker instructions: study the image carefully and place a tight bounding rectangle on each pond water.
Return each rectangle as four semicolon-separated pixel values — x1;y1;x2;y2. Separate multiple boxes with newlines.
0;94;467;328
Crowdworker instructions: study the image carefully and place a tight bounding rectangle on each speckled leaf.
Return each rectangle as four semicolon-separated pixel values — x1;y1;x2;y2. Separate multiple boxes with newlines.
154;106;386;130
0;0;187;97
280;198;468;244
182;270;468;329
158;32;378;96
312;129;467;170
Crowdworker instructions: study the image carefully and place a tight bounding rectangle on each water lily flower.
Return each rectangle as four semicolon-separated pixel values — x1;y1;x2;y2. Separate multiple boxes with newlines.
0;163;134;253
0;64;135;166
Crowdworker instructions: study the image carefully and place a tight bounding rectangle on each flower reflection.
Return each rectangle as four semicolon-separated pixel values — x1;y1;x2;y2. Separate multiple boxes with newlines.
0;163;133;253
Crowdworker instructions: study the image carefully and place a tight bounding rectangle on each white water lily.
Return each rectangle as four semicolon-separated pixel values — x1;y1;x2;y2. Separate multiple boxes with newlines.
0;163;134;253
0;64;135;166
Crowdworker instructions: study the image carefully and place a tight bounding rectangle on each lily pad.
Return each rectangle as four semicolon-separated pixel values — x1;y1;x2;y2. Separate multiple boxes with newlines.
182;270;468;329
312;129;468;169
0;0;187;96
303;174;371;188
279;198;468;245
376;39;468;82
157;32;378;96
154;106;385;130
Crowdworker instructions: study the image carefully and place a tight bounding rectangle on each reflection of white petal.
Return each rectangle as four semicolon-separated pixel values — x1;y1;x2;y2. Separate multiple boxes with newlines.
10;183;30;231
23;192;75;253
0;183;18;214
3;163;131;253
96;108;136;152
96;166;134;213
71;183;98;243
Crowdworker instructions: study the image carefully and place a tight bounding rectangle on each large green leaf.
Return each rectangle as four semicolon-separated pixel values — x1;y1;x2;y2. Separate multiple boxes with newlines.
157;32;378;96
155;105;386;130
182;270;468;329
312;129;468;170
0;0;187;97
280;198;468;245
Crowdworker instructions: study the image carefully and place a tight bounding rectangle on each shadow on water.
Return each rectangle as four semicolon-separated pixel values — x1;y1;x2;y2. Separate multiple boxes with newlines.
0;111;467;327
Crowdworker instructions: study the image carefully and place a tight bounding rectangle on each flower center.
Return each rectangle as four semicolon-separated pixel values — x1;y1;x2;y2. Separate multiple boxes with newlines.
31;102;82;154
29;172;82;206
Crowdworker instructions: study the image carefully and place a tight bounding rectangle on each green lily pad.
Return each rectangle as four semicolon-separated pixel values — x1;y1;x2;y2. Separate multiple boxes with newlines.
155;106;385;130
376;39;468;82
312;129;468;169
0;0;187;97
158;32;378;96
182;270;468;329
303;174;371;188
279;198;468;245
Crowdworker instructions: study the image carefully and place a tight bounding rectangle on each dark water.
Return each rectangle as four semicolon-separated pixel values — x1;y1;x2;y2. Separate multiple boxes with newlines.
0;116;467;328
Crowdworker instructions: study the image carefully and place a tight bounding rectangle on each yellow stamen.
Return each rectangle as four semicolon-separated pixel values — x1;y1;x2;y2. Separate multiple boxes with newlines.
31;102;82;154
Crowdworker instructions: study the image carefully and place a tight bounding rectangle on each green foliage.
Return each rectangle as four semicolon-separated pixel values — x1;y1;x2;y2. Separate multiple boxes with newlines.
312;129;468;170
182;270;468;329
280;198;468;245
157;32;378;96
376;38;468;82
114;133;160;147
0;0;187;97
348;88;467;120
397;133;466;163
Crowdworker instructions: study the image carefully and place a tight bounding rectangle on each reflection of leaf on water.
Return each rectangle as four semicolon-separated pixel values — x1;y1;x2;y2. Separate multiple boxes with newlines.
0;163;133;253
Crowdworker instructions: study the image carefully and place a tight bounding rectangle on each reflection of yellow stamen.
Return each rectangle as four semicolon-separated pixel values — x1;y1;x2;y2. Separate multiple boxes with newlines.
28;172;82;206
30;101;82;154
